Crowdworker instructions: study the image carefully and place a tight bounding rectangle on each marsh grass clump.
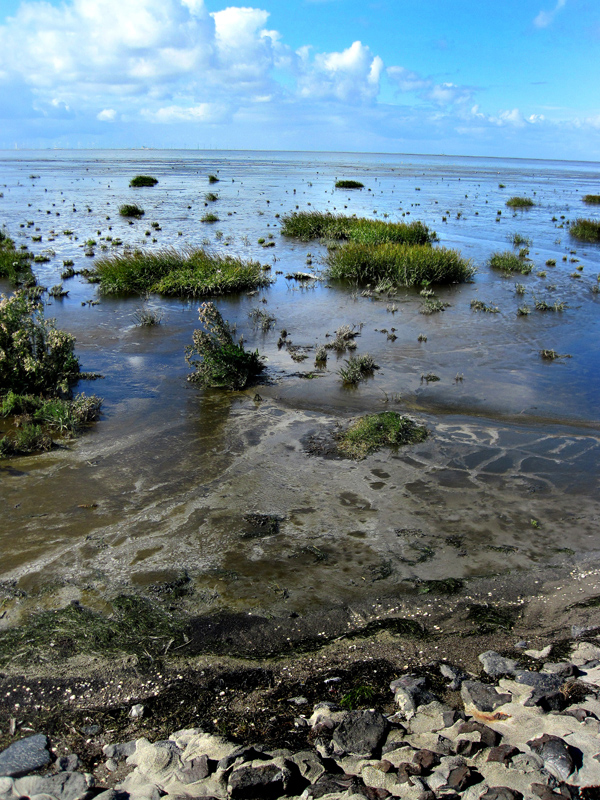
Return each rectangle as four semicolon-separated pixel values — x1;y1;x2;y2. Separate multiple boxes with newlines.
540;349;572;360
534;297;566;312
315;345;327;363
420;298;449;314
119;203;145;218
335;180;364;189
201;213;219;223
328;242;473;286
337;411;427;459
488;251;533;275
582;195;600;205
208;174;220;184
205;192;218;202
470;299;499;313
133;305;163;326
326;324;359;352
129;175;158;188
186;302;264;390
0;230;34;284
92;246;270;298
506;197;534;208
281;211;434;245
570;218;600;243
339;353;377;385
510;233;532;247
48;283;68;298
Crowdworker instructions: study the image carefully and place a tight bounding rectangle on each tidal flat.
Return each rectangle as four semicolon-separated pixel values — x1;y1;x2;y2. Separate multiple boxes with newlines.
0;149;599;662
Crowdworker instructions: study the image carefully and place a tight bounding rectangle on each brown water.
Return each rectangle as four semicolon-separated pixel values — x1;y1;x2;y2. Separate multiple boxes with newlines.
1;149;599;623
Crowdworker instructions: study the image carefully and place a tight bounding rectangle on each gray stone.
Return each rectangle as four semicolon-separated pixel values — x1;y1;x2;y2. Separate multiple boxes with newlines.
513;671;563;692
56;755;80;772
13;771;94;800
177;754;211;783
332;710;389;757
105;759;118;772
541;663;577;678
103;740;137;761
479;788;523;800
391;676;436;717
527;734;575;781
408;702;459;735
289;751;326;785
228;759;300;799
461;682;512;715
129;704;145;719
0;735;51;778
478;652;519;678
288;696;308;706
457;721;500;748
439;663;469;691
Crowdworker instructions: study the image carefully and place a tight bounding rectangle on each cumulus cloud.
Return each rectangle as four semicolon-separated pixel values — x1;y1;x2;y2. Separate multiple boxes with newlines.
97;108;116;121
297;41;383;102
387;66;473;107
534;0;567;28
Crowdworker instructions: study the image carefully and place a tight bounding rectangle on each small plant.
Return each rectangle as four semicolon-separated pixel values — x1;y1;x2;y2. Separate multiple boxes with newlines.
205;192;218;202
281;211;435;245
339;353;377;385
534;296;566;311
326;324;359;352
129;175;158;187
337;411;427;459
582;195;600;204
418;333;427;342
201;213;219;223
570;218;600;243
0;230;34;284
546;259;556;266
515;283;526;295
506;197;534;208
470;299;499;313
498;183;506;189
335;180;364;189
420;298;449;314
340;685;375;710
134;305;163;326
315;345;327;363
510;233;532;247
421;372;440;382
540;349;571;360
48;283;68;298
488;251;533;275
517;305;531;316
249;307;276;332
119;203;144;218
186;302;264;390
208;174;220;184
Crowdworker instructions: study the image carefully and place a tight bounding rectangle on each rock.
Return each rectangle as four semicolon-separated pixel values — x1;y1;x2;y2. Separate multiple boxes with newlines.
129;704;145;719
527;734;575;781
179;732;238;764
413;750;441;772
177;754;211;783
228;759;300;799
56;754;80;772
457;721;500;748
478;652;519;678
0;734;51;778
541;663;578;678
439;663;469;691
117;771;163;800
12;771;94;800
479;788;523;800
289;696;308;706
570;642;600;666
408;702;459;735
217;746;269;771
428;756;478;794
486;745;520;765
289;751;326;785
332;710;389;757
103;740;137;762
523;645;553;660
461;682;512;719
390;676;437;719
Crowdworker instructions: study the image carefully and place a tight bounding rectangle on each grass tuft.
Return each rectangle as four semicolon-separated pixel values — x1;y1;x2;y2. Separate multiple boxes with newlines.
281;211;435;245
335;180;364;189
92;246;270;298
119;203;144;218
569;218;600;243
582;195;600;205
129;175;158;188
338;411;427;459
506;196;534;208
0;229;34;285
339;353;378;384
488;251;533;275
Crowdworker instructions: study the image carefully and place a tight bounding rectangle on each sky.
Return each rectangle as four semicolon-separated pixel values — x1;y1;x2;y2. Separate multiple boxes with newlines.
0;0;599;159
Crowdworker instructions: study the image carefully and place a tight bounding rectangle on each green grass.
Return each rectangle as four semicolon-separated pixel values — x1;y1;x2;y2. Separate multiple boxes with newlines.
506;197;534;208
569;218;600;243
582;195;600;205
93;246;270;298
205;192;219;202
186;302;264;390
0;230;34;284
510;233;532;247
337;411;427;459
335;180;364;189
470;299;499;313
119;203;144;218
281;211;435;245
208;174;220;184
327;242;473;286
201;212;219;223
488;250;533;275
129;175;158;187
339;353;377;385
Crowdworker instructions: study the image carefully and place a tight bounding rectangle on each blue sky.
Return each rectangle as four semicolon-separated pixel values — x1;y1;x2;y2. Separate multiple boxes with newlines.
0;0;598;159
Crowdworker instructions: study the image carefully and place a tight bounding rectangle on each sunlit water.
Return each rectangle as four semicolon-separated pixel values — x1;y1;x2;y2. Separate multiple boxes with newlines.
0;149;599;621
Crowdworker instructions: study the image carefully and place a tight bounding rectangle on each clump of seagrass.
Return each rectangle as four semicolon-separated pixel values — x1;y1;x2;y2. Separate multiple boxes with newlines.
129;175;158;188
281;212;434;245
186;302;264;390
488;251;532;275
326;324;359;352
337;411;427;459
0;229;34;285
582;195;600;205
570;219;600;243
339;353;377;385
119;203;145;218
335;180;364;189
506;197;534;208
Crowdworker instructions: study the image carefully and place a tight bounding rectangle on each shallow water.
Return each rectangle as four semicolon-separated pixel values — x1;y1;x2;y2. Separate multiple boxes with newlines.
0;149;599;620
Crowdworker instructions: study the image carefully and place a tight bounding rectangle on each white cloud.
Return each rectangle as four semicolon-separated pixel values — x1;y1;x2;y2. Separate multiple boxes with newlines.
142;102;230;123
387;66;429;93
534;0;567;28
97;108;116;121
297;41;383;102
387;67;473;107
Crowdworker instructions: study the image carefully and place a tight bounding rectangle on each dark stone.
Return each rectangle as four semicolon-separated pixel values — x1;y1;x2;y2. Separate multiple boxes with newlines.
562;707;597;722
542;663;578;679
397;762;422;782
530;783;575;800
456;740;484;758
527;734;575;781
0;734;51;778
332;710;390;756
103;740;137;762
446;765;476;791
461;681;512;713
514;671;563;692
487;744;520;764
390;675;436;712
217;746;269;770
413;749;441;771
439;663;469;691
228;760;300;800
478;651;519;677
480;788;523;800
458;721;501;747
56;754;80;772
80;725;101;736
178;754;210;783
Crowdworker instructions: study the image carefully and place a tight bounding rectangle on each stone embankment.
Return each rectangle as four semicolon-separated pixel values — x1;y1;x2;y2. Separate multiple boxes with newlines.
2;641;600;800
